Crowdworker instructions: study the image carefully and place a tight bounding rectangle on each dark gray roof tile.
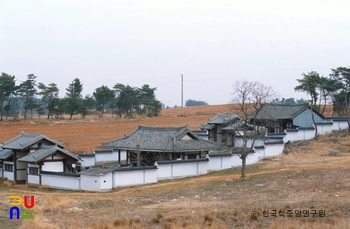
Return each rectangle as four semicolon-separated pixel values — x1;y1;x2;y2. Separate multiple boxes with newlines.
114;165;157;172
80;167;113;176
41;171;80;177
156;158;209;164
102;125;224;152
207;113;239;124
18;145;79;163
2;132;64;150
0;148;13;160
248;104;325;120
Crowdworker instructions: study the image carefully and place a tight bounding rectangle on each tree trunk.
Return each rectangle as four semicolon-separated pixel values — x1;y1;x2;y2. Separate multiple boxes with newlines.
310;104;318;138
322;95;327;114
47;109;51;119
345;92;350;132
240;154;247;179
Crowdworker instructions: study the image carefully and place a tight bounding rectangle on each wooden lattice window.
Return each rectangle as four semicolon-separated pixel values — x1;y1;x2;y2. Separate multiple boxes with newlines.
29;167;39;175
274;123;281;133
4;164;13;172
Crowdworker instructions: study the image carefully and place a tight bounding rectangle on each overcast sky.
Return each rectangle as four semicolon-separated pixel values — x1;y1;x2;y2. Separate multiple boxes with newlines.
1;1;350;107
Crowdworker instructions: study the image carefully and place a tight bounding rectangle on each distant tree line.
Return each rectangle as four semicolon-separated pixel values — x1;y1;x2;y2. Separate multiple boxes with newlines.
185;99;208;106
0;73;162;120
270;97;308;105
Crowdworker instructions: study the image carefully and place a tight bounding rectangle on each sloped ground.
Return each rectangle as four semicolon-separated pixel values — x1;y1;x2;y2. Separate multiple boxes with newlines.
0;104;347;229
0;104;235;153
0;130;350;229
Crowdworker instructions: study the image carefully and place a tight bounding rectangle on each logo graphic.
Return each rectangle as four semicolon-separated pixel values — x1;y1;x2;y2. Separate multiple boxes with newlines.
9;196;35;220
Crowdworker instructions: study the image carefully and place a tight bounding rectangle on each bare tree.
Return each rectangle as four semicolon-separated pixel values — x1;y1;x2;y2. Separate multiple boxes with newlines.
232;80;275;178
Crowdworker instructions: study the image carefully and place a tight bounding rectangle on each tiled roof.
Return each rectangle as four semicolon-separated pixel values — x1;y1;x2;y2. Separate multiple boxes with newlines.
298;126;315;130
208;152;233;157
78;153;95;157
325;117;348;121
207;113;239;124
101;125;224;152
264;140;284;145
2;132;64;150
231;149;255;154
114;165;157;172
0;148;13;160
200;123;215;130
156;158;209;164
18;145;79;163
248;104;325;120
94;150;113;154
80;167;113;176
41;171;80;177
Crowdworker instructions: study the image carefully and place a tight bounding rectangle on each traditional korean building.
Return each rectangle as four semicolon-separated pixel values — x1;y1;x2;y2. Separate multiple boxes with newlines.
247;104;325;133
0;132;79;185
201;113;249;147
101;125;224;166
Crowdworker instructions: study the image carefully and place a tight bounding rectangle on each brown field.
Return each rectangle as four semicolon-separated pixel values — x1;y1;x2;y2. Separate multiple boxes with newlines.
0;104;349;229
0;104;236;153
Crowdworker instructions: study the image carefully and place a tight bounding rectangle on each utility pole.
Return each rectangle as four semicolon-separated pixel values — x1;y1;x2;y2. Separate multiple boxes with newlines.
181;74;184;116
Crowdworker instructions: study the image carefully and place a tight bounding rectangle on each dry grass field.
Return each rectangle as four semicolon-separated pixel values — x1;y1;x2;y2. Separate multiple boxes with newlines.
0;104;235;153
0;104;349;229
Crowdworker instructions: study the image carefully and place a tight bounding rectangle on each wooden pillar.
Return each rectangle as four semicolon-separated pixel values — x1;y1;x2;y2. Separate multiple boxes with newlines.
39;163;42;187
1;160;3;178
13;151;17;183
136;144;140;167
127;151;130;164
63;159;66;172
118;149;121;165
25;162;28;186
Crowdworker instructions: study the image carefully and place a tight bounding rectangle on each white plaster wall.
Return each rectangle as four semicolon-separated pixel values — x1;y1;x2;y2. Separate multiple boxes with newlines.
3;171;14;181
41;174;80;190
208;155;241;171
264;143;285;157
95;151;118;163
119;150;127;161
235;138;264;148
253;148;265;160
79;157;95;167
246;150;265;165
28;175;39;185
100;173;113;191
284;130;301;142
319;124;334;135
208;157;229;171
81;175;101;192
157;164;172;180
42;161;63;172
52;154;65;160
113;169;157;187
302;129;316;140
81;175;98;191
157;162;208;180
332;121;348;131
